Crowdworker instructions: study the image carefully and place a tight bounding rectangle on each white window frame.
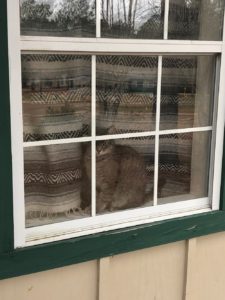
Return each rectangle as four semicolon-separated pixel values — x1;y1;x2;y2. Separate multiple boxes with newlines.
7;0;225;248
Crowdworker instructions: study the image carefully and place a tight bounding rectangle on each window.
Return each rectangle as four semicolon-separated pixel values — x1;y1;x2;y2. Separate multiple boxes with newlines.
6;0;225;249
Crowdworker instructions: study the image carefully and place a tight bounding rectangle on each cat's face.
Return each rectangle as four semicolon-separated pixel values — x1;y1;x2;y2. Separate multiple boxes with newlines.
96;140;114;156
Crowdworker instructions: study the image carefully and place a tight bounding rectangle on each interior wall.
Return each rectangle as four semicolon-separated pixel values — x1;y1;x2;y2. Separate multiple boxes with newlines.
1;232;225;300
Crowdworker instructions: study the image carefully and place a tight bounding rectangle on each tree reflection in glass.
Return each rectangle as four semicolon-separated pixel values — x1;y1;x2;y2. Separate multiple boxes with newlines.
20;0;96;37
168;0;225;40
101;0;164;39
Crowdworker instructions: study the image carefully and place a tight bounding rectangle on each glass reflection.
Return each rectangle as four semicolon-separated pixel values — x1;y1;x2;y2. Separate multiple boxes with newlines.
101;0;164;39
22;54;91;142
160;56;215;130
96;55;158;135
25;142;91;227
158;131;211;204
168;0;225;40
20;0;96;37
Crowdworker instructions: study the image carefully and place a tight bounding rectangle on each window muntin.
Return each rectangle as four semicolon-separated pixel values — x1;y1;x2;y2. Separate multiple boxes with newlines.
7;0;225;246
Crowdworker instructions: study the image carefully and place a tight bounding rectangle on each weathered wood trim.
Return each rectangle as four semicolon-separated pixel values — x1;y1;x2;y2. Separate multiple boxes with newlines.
1;211;225;280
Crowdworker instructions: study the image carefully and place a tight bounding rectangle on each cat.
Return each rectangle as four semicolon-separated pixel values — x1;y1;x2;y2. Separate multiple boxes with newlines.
80;138;149;213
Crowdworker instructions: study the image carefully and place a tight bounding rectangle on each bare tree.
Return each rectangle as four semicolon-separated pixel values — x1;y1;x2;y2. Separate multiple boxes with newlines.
111;0;114;27
106;0;109;23
128;0;134;28
122;0;127;23
132;0;138;29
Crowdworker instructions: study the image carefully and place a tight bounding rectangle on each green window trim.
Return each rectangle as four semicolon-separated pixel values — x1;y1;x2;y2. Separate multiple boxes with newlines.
1;211;225;280
0;0;14;256
1;0;225;280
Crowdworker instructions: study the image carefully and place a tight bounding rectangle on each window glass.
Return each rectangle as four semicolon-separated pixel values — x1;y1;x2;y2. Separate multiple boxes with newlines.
158;131;211;204
101;0;164;39
22;54;91;142
168;0;225;40
20;0;225;41
96;55;158;135
160;56;215;130
24;142;91;227
94;137;155;214
20;0;96;37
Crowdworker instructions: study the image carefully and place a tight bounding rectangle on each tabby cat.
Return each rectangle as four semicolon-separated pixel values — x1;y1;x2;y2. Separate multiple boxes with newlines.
80;139;149;213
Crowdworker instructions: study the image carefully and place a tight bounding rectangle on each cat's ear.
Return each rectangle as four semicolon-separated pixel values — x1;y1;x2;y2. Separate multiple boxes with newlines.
108;125;117;135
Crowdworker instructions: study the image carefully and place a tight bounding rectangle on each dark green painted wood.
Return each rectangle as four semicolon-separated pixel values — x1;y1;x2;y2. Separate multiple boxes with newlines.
220;131;225;210
1;210;225;280
0;0;14;253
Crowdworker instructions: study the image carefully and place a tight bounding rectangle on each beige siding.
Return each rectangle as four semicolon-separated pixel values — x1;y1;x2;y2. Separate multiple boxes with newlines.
98;242;186;300
185;232;225;300
0;261;98;300
1;232;225;300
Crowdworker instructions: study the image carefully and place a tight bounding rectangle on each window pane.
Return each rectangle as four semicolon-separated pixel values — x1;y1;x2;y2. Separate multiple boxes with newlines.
22;54;91;142
168;0;225;40
93;137;154;214
24;142;91;227
96;56;158;135
20;0;96;37
101;0;164;39
158;131;211;204
160;56;215;130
